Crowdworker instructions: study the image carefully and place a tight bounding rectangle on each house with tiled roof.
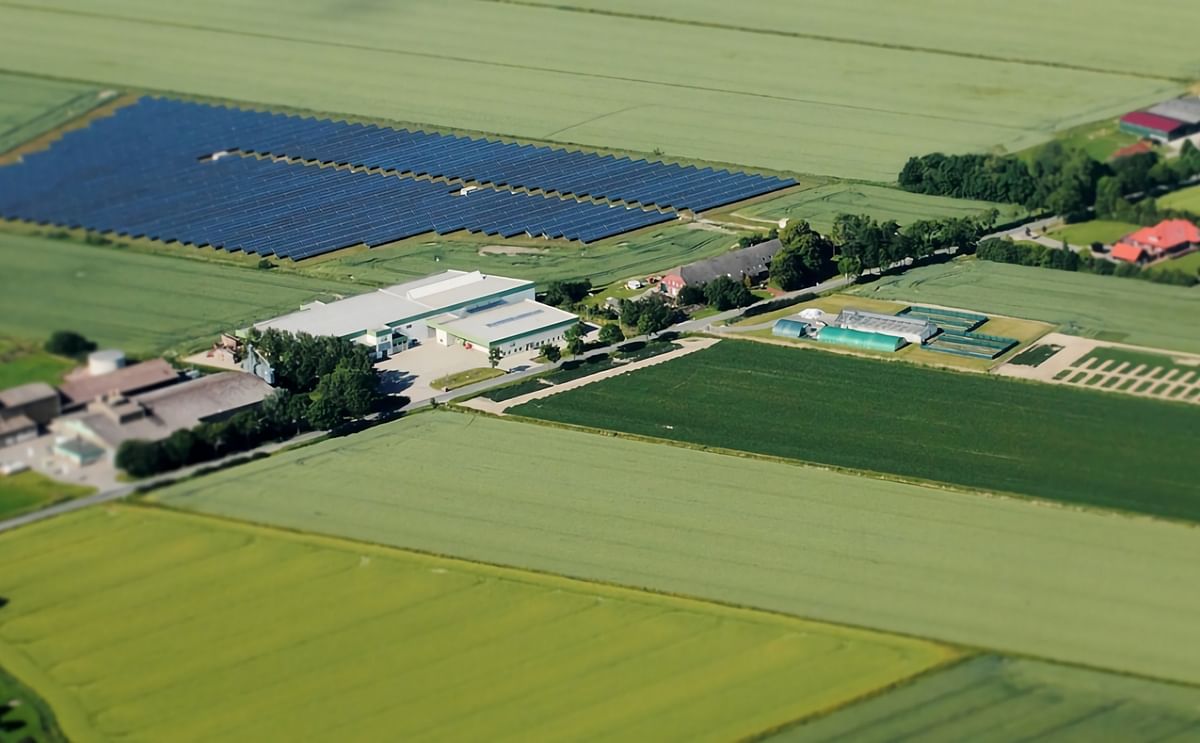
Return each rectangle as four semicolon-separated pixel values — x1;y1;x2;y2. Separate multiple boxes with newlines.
1111;219;1200;264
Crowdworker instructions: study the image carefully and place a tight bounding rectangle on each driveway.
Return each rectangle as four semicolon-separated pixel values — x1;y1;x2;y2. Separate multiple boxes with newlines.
375;341;541;403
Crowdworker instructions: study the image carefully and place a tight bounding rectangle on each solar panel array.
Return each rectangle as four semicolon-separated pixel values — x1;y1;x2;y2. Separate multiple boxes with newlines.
0;97;795;260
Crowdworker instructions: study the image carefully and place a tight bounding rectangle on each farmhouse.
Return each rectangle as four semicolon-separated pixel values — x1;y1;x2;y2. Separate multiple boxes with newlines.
660;239;782;298
254;270;577;358
1118;111;1190;143
1112;219;1200;263
834;309;938;345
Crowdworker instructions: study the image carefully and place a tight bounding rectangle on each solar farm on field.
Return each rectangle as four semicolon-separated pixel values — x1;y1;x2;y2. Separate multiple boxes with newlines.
513;340;1200;521
153;412;1200;685
730;184;1023;233
0;232;360;354
0;506;953;743
848;259;1200;354
0;1;1185;180
776;656;1200;742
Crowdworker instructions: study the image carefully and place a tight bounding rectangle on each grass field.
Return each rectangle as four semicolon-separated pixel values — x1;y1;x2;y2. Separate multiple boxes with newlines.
0;3;1184;180
0;665;64;743
0;72;99;156
1047;219;1138;246
776;655;1200;742
513;340;1200;520
0;506;952;742
431;367;505;391
153;412;1200;684
0;232;364;355
0;338;75;388
0;472;94;520
1158;183;1200;215
732;184;1023;233
848;258;1200;353
1146;249;1200;277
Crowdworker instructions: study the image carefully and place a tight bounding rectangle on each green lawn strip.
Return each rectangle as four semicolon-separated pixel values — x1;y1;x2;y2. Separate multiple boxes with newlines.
1135;381;1154;393
1067;372;1088;383
480;341;680;402
1117;378;1138;391
848;259;1200;354
1100;376;1120;389
0;506;952;742
1158;184;1200;216
513;340;1200;522
430;367;505;391
1046;220;1138;246
1144;249;1200;277
1152;383;1171;395
0;472;95;520
0;339;76;388
0;665;65;743
1053;370;1070;380
151;411;1200;685
1082;374;1104;385
773;655;1200;742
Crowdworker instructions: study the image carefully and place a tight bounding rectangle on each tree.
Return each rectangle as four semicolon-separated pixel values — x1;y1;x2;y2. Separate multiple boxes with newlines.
677;283;706;306
703;276;754;310
543;279;592;307
836;255;862;281
488;346;503;369
305;395;344;431
540;344;561;363
771;221;835;289
1093;176;1124;220
115;439;167;478
45;330;97;359
636;299;674;337
598;323;625;346
564;322;587;357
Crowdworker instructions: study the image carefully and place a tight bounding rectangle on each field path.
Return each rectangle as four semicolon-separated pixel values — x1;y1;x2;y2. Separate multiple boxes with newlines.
461;337;719;415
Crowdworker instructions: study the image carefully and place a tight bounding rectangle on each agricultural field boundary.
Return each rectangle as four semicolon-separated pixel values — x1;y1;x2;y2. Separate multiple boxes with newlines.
461;337;719;414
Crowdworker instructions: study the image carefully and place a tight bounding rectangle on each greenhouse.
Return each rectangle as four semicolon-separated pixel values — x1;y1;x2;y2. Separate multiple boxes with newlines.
817;326;905;352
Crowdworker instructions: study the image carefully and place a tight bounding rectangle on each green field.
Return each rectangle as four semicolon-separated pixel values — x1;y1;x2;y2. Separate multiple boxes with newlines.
733;184;1023;232
0;665;64;743
777;656;1200;742
0;2;1184;180
1047;219;1138;246
0;232;364;355
0;506;952;743
154;412;1200;684
0;338;75;388
0;72;100;155
0;472;93;520
848;258;1200;353
513;340;1200;520
1159;184;1200;215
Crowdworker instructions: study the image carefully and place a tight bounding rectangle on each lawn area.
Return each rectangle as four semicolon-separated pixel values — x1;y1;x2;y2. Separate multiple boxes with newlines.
0;665;64;743
153;411;1200;684
430;367;505;391
0;232;363;355
776;655;1200;742
513;340;1200;521
0;2;1182;180
1158;183;1200;216
1145;249;1200;277
1019;118;1142;162
0;72;101;155
1047;219;1138;246
0;471;94;520
732;184;1024;233
0;506;952;742
0;338;75;388
848;258;1200;354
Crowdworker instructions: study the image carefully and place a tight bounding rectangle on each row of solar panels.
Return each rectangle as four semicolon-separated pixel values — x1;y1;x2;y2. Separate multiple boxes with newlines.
0;96;793;260
111;98;796;212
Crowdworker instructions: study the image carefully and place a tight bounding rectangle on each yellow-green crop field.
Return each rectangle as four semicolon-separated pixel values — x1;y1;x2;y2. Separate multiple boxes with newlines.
0;0;1185;180
0;506;952;743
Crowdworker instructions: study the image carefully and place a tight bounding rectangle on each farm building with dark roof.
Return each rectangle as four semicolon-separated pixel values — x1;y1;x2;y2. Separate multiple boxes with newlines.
1119;111;1190;142
661;239;782;298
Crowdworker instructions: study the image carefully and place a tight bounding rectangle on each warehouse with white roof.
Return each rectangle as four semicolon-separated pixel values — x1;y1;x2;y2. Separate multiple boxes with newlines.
253;270;578;358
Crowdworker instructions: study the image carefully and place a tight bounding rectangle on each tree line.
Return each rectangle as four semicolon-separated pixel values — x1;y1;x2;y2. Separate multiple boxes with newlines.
117;330;385;477
899;141;1200;222
976;238;1197;286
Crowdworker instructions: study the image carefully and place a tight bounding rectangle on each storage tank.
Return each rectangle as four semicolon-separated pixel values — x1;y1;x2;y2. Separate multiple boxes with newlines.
817;327;904;352
87;349;126;376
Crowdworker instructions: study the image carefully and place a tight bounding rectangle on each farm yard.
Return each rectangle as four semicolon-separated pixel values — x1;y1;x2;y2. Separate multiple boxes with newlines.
848;259;1200;354
730;184;1022;233
0;2;1184;181
0;232;362;355
0;506;953;743
777;656;1200;742
152;412;1200;685
513;340;1200;520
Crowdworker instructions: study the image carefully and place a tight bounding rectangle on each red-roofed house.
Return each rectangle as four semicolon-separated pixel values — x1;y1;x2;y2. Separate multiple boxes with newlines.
1111;219;1200;264
1119;111;1189;142
1108;140;1153;161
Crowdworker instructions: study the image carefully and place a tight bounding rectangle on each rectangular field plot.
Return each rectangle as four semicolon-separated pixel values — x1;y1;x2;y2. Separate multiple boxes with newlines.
154;412;1200;685
0;507;951;743
513;340;1200;521
0;1;1181;180
847;259;1200;354
776;656;1200;742
1065;346;1200;405
0;71;99;155
0;232;361;354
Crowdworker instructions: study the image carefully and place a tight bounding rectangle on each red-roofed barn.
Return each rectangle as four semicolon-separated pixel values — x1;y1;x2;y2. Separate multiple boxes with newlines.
1119;111;1189;142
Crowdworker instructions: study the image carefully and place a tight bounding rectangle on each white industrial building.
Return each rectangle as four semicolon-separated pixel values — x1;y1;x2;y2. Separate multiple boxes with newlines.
834;309;938;345
254;270;579;358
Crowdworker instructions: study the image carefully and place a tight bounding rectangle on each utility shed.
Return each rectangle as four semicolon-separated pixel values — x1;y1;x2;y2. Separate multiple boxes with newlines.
818;327;904;352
